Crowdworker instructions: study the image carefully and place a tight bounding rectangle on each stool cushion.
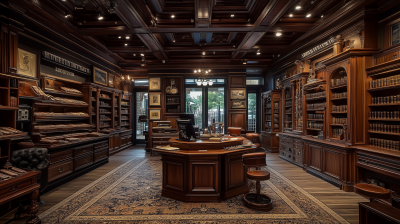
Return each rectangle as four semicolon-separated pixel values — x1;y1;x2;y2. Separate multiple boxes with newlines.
354;183;391;200
247;170;270;181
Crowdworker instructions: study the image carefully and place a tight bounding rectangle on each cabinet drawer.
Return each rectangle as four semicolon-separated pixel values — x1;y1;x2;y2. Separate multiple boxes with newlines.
94;149;108;162
94;140;108;150
153;141;169;145
48;159;73;182
74;145;94;157
152;137;173;141
74;153;94;171
94;145;108;153
0;178;33;196
50;149;73;164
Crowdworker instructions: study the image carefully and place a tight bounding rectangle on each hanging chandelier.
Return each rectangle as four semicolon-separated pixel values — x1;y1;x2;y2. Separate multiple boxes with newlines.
194;59;213;86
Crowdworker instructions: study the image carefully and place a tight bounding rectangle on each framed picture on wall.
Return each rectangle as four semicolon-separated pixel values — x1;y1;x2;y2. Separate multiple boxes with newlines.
93;67;108;86
149;109;161;120
17;48;37;78
231;100;246;109
149;77;161;91
230;89;246;99
108;74;115;87
391;22;400;46
149;92;161;106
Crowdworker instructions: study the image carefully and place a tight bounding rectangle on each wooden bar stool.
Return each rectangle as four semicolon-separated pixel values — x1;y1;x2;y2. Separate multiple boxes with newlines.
354;183;391;202
242;152;273;211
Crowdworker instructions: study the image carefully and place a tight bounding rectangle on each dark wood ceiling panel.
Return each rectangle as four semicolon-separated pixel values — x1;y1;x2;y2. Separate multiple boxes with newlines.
13;0;356;72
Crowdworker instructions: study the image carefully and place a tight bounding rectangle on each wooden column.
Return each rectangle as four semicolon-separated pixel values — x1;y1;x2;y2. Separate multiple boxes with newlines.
0;24;18;74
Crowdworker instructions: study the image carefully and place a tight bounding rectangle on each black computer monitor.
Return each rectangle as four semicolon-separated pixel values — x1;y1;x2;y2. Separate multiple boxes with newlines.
176;119;196;141
179;114;195;125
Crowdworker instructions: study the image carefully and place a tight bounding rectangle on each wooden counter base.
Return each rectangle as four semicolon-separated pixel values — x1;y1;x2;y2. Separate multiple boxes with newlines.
153;146;256;202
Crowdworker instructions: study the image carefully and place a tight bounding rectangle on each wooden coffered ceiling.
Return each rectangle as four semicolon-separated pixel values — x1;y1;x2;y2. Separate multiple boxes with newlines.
11;0;352;74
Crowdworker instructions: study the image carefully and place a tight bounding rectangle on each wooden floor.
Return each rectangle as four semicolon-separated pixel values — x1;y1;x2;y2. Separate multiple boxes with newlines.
1;146;366;224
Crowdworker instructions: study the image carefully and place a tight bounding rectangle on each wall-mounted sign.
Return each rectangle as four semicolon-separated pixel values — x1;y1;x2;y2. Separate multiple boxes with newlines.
55;67;74;76
301;38;335;58
42;51;91;75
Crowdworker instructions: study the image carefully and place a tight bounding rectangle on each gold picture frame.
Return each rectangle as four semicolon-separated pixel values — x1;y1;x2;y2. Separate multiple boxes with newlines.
231;99;247;109
149;109;161;120
93;66;108;86
149;92;161;106
149;77;161;91
17;48;37;78
230;89;246;99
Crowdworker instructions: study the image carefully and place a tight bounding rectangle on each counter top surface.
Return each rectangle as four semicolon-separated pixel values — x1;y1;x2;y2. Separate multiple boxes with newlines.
167;137;245;150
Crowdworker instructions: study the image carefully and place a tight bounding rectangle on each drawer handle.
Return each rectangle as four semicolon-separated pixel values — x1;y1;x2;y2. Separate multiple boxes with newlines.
10;186;17;192
58;167;64;173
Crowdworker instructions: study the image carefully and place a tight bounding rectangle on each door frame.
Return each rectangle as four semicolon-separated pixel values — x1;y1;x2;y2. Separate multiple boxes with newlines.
133;86;148;145
247;86;262;133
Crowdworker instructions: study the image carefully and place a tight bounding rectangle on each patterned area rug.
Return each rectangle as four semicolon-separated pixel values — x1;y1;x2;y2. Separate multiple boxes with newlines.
39;157;349;223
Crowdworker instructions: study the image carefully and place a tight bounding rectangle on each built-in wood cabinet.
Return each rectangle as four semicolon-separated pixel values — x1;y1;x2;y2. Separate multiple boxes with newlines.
261;90;281;153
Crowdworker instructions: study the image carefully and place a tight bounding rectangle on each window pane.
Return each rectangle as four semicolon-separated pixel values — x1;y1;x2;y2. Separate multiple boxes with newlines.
136;92;148;139
207;87;224;129
185;88;203;129
134;79;149;86
248;93;257;131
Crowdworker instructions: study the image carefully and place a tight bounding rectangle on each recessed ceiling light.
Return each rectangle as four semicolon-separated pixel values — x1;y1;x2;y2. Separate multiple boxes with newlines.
213;51;215;54
306;14;311;17
140;53;144;56
289;14;293;17
231;14;235;17
98;14;103;20
133;54;136;56
171;15;175;18
276;32;282;36
202;52;205;55
243;61;247;64
118;36;121;39
126;36;130;39
64;14;69;18
257;52;261;55
173;40;175;42
295;5;301;9
321;15;324;18
125;44;127;46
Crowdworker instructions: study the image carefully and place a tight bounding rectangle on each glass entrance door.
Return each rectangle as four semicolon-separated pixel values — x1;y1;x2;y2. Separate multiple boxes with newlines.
185;87;203;129
135;92;148;143
185;86;225;131
207;87;224;125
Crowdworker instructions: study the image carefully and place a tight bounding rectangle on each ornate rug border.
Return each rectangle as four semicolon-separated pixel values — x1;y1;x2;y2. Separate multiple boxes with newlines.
39;157;349;223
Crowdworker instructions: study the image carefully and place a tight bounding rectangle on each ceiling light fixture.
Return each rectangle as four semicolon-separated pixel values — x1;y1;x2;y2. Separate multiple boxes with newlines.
126;36;130;39
195;59;213;86
295;5;301;9
64;14;69;18
231;14;235;17
321;15;324;18
202;52;205;55
140;53;144;56
243;61;247;65
125;43;127;46
306;14;311;18
118;36;121;39
133;54;136;56
173;40;175;43
171;15;175;18
289;14;293;17
213;52;215;54
257;50;261;55
276;32;282;36
98;14;104;20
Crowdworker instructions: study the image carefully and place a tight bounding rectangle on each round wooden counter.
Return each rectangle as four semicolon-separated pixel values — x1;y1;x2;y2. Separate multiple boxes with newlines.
168;137;244;150
153;137;256;202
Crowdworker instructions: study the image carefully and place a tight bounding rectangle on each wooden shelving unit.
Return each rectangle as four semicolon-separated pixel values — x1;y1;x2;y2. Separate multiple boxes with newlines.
304;80;326;137
261;90;281;153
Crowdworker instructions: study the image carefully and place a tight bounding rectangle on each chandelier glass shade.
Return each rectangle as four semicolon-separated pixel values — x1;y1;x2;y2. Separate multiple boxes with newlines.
195;59;213;86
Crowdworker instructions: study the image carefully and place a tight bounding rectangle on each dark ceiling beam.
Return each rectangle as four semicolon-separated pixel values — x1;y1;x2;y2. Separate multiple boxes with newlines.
114;0;169;61
232;0;297;60
195;0;213;28
106;46;152;53
147;26;253;33
79;26;131;35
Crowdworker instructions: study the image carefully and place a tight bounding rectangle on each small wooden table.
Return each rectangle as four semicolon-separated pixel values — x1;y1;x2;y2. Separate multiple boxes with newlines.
153;137;256;202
